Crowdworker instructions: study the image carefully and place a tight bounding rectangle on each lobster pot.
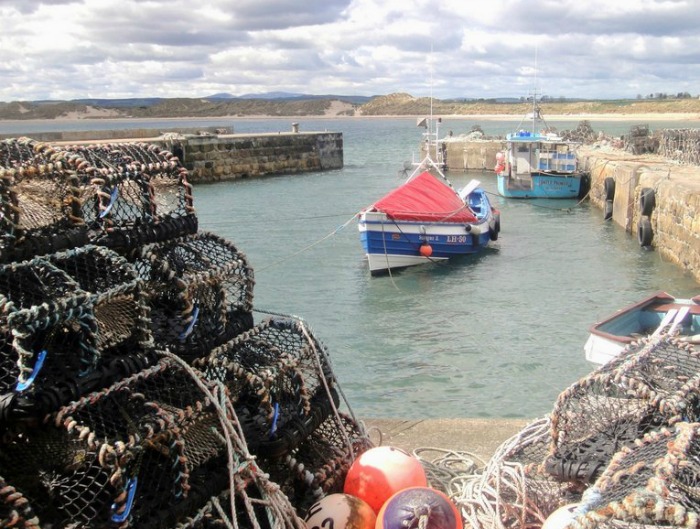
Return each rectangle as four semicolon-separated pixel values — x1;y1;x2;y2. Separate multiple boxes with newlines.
47;245;153;355
545;336;700;487
0;258;99;396
0;138;88;263
0;474;39;529
64;142;197;251
0;247;157;415
0;358;264;528
261;412;373;515
173;480;304;529
133;232;255;362
565;423;700;529
199;317;338;459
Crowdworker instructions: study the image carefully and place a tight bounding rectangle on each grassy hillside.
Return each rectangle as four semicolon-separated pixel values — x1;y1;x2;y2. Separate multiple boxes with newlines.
1;94;699;120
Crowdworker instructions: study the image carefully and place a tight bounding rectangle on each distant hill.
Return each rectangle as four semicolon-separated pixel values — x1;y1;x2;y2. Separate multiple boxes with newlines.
0;93;699;120
206;92;372;105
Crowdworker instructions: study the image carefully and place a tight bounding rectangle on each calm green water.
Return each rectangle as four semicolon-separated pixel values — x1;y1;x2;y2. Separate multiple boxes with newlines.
3;117;699;419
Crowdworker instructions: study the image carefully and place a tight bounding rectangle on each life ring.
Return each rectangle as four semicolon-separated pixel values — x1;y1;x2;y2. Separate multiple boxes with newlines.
603;177;615;200
638;216;653;247
639;188;656;216
494;163;505;174
603;199;613;220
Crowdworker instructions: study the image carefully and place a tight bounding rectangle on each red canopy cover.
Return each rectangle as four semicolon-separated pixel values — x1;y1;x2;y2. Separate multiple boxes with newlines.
371;171;477;223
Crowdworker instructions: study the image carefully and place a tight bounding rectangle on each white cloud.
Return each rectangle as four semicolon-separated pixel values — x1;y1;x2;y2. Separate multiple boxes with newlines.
1;0;699;101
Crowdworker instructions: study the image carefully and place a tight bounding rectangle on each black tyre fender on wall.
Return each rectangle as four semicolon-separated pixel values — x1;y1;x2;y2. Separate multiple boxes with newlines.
604;177;615;200
638;216;653;247
639;188;656;216
603;199;613;220
489;212;501;241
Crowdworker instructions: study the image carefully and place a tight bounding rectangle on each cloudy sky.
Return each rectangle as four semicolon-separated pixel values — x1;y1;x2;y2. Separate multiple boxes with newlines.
1;0;699;102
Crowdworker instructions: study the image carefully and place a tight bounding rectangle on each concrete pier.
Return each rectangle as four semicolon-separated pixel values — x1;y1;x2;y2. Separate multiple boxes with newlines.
424;139;504;171
363;418;530;459
178;131;343;182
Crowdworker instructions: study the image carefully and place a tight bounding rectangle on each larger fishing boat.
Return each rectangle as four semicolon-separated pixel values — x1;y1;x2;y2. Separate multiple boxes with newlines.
495;93;585;199
357;118;500;275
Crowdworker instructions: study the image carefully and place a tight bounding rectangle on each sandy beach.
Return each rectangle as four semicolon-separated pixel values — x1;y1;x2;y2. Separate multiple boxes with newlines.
37;99;700;123
49;111;700;123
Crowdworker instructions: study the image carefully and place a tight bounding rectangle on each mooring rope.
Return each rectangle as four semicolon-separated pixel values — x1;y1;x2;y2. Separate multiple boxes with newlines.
414;417;552;529
255;213;358;273
157;350;307;529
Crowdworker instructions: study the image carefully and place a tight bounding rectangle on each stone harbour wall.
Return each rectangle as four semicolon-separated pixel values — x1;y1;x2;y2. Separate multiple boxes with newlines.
427;139;505;171
579;147;700;283
8;127;344;184
176;132;343;183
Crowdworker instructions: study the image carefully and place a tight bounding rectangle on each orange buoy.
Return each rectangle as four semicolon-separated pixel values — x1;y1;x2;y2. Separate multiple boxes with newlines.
419;243;433;257
376;487;462;529
305;493;376;529
344;446;428;514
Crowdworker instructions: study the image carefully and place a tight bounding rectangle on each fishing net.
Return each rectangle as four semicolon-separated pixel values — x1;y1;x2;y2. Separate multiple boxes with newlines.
435;335;700;529
131;231;255;362
197;316;340;459
545;335;700;487
0;356;308;529
0;137;88;263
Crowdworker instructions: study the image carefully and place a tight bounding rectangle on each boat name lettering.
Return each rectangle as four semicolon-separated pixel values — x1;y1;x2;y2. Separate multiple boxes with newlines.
419;235;439;242
540;179;568;187
446;235;467;243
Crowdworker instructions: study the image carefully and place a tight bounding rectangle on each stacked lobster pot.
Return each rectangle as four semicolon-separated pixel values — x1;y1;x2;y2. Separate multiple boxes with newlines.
53;141;198;251
129;231;256;362
0;357;307;529
0;245;156;422
0;137;90;263
197;317;371;513
0;137;371;528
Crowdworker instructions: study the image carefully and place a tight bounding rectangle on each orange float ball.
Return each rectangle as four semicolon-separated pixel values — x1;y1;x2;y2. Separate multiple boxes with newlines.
343;446;428;514
305;493;377;529
419;244;433;257
376;487;462;529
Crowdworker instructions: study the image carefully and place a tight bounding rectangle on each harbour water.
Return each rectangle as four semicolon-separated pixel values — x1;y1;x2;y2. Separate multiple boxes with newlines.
2;116;699;419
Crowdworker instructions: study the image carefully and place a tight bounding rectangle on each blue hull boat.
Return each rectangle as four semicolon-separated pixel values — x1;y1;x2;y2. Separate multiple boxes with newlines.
495;95;585;199
358;153;500;275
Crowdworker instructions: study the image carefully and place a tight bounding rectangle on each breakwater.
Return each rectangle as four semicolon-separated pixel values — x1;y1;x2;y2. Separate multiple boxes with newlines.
177;130;343;182
3;125;344;183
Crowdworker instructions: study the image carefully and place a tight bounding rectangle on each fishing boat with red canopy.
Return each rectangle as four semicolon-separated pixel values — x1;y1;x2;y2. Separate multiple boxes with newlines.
358;137;500;274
